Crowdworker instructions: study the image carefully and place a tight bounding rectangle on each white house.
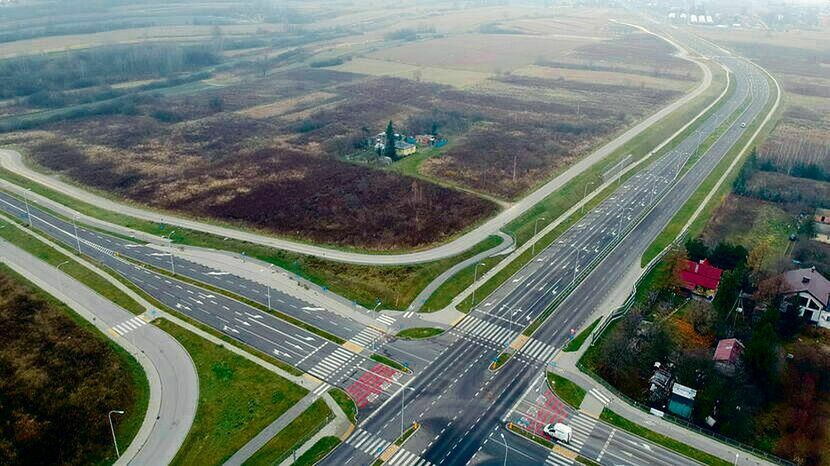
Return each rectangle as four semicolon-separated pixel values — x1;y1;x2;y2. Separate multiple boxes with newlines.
777;267;830;327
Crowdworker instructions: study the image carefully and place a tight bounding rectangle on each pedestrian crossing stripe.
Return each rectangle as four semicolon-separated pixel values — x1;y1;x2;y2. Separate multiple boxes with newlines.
566;414;597;450
455;315;515;346
520;338;556;362
589;388;611;405
311;382;330;397
307;347;356;381
545;451;574;466
402;311;415;318
377;315;396;326
345;429;392;457
112;316;148;336
387;447;434;466
349;327;385;347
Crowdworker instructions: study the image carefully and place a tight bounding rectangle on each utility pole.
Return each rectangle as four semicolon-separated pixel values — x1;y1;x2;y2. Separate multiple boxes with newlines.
23;188;32;227
472;262;486;306
169;250;176;275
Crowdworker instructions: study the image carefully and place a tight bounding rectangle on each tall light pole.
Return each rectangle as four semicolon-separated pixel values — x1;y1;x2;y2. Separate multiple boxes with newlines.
23;188;33;227
400;386;415;437
108;410;125;458
168;250;176;275
581;181;594;214
72;215;82;254
500;432;508;466
471;262;486;306
734;453;740;466
572;245;580;283
531;217;545;255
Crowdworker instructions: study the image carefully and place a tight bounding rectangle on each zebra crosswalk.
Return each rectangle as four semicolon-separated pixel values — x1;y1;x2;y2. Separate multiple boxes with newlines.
387;447;434;466
588;388;611;406
311;382;330;397
520;338;557;363
564;414;597;453
545;451;574;466
377;314;396;326
307;347;357;381
454;315;515;346
345;429;392;458
112;316;148;336
348;327;385;348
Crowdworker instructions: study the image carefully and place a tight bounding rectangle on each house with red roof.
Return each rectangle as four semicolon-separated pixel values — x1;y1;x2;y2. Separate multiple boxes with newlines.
679;259;723;300
713;338;744;375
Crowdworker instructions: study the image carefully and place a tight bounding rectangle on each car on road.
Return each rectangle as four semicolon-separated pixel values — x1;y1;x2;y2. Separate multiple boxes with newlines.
543;423;572;443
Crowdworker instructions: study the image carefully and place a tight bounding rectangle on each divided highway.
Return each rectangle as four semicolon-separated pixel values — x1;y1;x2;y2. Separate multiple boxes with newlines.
320;50;772;466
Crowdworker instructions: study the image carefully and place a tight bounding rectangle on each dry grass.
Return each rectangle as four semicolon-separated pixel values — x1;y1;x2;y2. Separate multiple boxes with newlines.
238;92;339;119
513;64;694;92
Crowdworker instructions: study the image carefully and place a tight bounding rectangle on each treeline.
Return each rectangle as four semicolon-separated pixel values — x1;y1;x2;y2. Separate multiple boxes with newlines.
0;20;155;44
0;269;139;465
0;43;221;100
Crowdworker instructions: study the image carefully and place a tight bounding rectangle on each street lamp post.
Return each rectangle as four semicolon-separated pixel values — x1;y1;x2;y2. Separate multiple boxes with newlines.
581;181;594;214
168;250;176;275
572;245;581;283
500;432;508;466
23;189;33;227
108;410;125;458
531;217;545;255
471;262;485;306
72;215;82;254
400;386;415;437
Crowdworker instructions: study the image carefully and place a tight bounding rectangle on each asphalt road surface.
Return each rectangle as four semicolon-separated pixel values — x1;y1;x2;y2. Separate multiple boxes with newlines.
0;192;414;421
320;50;771;466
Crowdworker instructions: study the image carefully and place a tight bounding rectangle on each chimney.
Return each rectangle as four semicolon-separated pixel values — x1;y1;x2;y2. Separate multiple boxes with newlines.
802;276;811;284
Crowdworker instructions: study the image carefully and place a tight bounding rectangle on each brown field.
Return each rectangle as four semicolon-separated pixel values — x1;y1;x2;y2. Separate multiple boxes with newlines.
513;65;694;92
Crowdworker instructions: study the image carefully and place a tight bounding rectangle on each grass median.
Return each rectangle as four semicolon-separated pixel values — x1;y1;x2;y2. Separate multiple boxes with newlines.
157;319;308;466
600;409;732;466
243;398;333;466
293;436;341;466
563;317;601;352
396;327;444;340
0;214;145;314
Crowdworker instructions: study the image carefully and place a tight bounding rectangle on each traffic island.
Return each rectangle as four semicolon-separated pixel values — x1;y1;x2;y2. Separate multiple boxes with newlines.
371;422;420;465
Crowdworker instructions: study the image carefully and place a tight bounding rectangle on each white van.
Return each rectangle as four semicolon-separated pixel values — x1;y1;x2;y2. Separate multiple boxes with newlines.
543;423;572;443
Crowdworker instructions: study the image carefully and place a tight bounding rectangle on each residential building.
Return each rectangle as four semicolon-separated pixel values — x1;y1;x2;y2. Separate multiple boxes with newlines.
394;140;417;157
679;259;723;300
667;383;697;419
713;338;744;375
777;267;830;327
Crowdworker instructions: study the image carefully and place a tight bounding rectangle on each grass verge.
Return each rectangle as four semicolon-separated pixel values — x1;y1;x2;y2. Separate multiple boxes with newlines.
157;319;308;466
243;398;333;466
546;373;587;408
455;63;730;314
641;74;779;266
293;436;341;466
329;388;358;424
0;160;502;311
600;409;732;466
563;318;601;352
0;216;145;314
396;327;444;340
490;351;512;370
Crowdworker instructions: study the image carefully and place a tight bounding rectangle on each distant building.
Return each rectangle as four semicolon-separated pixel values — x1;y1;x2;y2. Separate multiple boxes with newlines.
394;140;417;157
713;338;744;375
414;134;436;146
679;259;723;300
667;383;697;419
777;267;830;327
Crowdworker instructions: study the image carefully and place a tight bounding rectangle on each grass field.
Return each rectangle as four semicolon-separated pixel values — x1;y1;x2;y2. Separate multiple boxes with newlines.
546;373;586;408
563;318;601;352
243;398;333;466
0;263;149;466
157;319;307;466
328;388;357;425
396;327;444;339
293;436;341;466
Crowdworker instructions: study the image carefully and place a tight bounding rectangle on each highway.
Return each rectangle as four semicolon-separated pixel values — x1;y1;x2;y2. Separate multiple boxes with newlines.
319;48;772;466
0;191;415;421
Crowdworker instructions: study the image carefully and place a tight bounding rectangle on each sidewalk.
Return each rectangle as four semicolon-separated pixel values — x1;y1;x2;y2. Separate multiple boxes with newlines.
225;391;351;466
